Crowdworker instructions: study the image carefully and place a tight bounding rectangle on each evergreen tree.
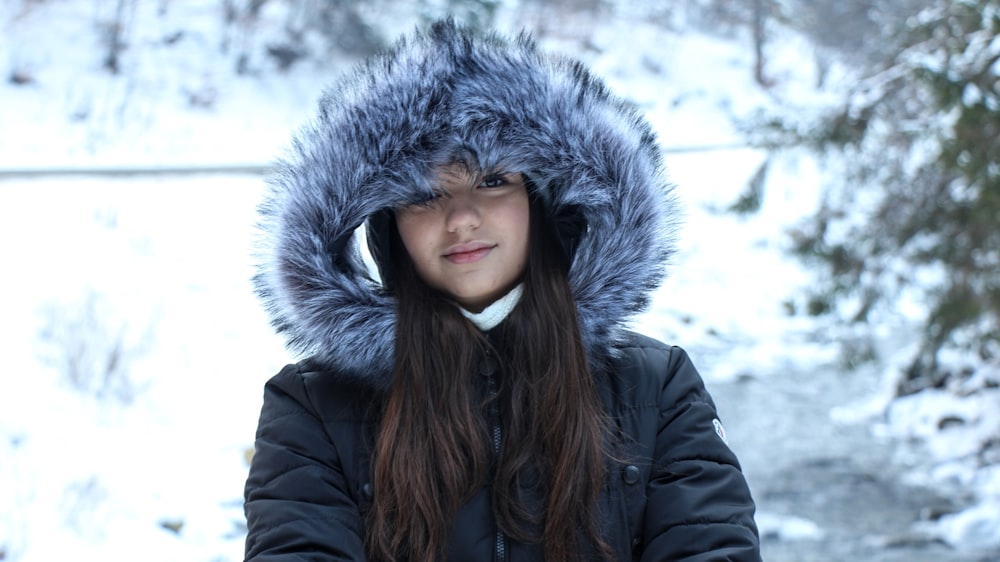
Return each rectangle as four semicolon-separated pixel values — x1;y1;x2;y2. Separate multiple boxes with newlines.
763;0;1000;392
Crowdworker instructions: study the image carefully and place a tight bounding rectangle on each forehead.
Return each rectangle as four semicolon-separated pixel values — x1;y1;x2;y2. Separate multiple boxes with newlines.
434;162;475;185
430;145;523;187
430;163;491;193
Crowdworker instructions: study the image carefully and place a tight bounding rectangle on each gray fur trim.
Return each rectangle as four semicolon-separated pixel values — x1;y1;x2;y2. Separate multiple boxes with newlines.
254;20;679;391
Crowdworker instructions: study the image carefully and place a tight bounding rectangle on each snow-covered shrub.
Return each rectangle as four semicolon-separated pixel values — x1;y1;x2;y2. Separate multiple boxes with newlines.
750;0;1000;392
36;289;152;405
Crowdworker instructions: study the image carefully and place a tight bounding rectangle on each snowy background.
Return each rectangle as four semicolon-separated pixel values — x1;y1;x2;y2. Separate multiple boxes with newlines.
2;1;998;561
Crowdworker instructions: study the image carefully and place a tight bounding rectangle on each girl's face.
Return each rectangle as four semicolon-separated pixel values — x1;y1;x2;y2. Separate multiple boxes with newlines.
395;164;530;312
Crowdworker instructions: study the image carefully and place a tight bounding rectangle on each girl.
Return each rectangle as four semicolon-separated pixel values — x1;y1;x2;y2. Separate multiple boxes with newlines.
245;20;761;562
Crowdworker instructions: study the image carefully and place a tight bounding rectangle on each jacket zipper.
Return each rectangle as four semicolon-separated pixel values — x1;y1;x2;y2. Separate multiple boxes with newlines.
481;351;506;562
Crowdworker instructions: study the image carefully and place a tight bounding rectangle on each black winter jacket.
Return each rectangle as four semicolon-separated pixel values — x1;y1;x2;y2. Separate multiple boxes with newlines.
245;333;759;561
245;19;761;561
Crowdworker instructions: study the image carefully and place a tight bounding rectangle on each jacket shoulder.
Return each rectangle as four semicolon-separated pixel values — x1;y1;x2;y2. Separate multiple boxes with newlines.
608;331;700;395
245;363;373;560
263;360;380;426
605;333;761;560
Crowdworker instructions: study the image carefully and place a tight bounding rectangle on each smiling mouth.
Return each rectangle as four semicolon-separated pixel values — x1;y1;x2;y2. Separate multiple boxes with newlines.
444;243;495;264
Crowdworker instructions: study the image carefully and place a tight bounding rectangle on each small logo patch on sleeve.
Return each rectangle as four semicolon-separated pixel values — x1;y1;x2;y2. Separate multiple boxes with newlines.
712;418;729;445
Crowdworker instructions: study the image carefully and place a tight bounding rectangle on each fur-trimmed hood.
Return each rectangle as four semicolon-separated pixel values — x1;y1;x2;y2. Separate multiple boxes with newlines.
254;20;678;392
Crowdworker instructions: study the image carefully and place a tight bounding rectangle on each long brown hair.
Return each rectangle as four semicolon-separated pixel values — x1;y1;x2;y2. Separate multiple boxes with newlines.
366;193;613;561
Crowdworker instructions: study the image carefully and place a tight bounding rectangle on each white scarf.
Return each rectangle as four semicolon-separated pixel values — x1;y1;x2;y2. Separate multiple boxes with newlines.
458;284;524;331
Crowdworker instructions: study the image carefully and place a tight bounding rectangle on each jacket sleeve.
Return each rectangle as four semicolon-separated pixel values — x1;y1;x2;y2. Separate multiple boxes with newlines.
641;346;761;562
244;365;367;561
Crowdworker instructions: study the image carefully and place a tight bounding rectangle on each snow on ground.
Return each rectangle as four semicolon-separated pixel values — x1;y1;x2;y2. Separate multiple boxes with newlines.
1;1;997;559
0;176;285;561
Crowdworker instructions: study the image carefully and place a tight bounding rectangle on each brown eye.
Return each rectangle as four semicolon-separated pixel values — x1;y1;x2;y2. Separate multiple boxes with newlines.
480;175;506;188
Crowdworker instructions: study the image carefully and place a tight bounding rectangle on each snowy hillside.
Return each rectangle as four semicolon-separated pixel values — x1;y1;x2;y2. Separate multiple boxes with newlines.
2;1;997;561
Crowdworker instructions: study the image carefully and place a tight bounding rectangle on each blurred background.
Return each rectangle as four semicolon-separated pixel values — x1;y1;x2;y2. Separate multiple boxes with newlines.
1;1;998;560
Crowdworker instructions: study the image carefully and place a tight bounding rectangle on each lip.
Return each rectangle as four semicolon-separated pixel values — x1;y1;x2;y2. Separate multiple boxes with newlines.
443;241;495;264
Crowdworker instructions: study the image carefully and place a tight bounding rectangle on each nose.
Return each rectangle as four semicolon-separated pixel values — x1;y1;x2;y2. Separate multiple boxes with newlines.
444;194;481;233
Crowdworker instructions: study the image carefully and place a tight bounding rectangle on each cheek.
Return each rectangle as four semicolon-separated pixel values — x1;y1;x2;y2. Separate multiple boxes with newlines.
395;217;429;258
512;202;531;269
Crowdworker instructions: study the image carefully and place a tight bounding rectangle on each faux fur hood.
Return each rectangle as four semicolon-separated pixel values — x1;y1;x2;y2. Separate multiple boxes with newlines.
254;20;678;392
